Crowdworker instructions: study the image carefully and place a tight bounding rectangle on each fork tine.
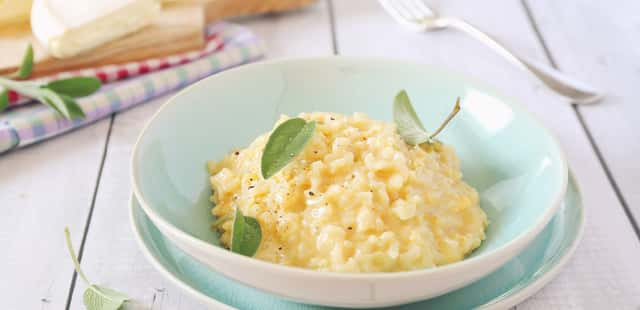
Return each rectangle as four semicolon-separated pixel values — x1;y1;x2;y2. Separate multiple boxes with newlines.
395;0;422;20
408;0;434;16
378;0;414;23
378;0;430;32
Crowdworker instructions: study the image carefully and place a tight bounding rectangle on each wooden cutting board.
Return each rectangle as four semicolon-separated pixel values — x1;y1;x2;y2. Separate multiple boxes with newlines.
0;3;206;77
0;0;318;78
172;0;318;23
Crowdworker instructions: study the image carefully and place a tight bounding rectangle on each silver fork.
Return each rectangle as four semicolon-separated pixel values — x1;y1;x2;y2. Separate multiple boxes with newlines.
378;0;603;104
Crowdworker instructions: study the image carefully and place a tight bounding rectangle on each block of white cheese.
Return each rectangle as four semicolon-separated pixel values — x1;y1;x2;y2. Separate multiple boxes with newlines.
31;0;161;59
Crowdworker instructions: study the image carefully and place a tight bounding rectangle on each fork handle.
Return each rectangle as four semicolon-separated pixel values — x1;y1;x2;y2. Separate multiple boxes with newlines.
439;17;602;104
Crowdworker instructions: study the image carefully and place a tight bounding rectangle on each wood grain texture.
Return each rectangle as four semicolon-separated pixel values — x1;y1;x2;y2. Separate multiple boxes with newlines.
332;0;640;308
524;0;640;233
67;2;333;309
0;119;110;309
239;0;333;58
203;0;319;23
66;96;207;310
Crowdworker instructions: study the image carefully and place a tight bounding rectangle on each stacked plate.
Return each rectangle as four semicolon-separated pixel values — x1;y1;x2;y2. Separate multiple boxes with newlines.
129;57;584;309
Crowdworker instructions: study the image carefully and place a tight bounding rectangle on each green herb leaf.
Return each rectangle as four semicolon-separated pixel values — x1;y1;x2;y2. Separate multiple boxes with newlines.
43;77;102;97
83;285;128;310
393;90;430;145
10;44;33;79
40;90;71;119
0;89;8;112
231;208;262;257
261;118;316;179
37;91;85;120
65;227;129;310
393;90;461;145
60;94;86;119
0;48;94;120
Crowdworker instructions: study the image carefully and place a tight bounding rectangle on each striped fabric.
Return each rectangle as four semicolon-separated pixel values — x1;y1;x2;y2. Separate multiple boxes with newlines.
0;23;264;154
5;24;225;107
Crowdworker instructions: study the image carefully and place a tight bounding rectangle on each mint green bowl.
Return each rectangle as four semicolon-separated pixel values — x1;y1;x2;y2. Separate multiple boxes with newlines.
131;56;568;308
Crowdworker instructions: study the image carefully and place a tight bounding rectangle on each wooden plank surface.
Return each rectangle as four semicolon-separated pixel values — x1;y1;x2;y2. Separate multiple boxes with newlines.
331;0;640;308
67;2;333;309
524;0;640;236
0;120;110;309
66;96;207;309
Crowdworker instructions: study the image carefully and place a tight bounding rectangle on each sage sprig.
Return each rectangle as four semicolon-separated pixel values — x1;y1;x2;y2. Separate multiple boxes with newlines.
0;90;8;111
9;42;34;80
64;227;129;310
393;90;461;145
261;117;316;179
230;208;262;257
0;44;102;119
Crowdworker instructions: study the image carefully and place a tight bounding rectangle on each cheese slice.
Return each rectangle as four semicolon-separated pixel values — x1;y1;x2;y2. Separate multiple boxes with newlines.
31;0;161;59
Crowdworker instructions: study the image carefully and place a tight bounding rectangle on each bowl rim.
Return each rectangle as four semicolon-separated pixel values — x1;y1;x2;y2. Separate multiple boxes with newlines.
130;55;569;280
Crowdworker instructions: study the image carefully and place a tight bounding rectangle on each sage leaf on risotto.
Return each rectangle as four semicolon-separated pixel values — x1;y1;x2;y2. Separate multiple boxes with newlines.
261;117;316;179
231;208;262;256
393;90;430;145
394;90;461;145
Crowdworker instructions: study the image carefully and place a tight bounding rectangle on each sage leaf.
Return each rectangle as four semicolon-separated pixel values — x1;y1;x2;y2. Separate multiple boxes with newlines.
11;44;33;79
39;91;85;120
0;89;8;112
40;90;71;119
83;285;128;310
393;90;430;145
0;45;97;120
393;90;461;145
65;227;129;310
60;94;86;119
261;118;316;179
231;208;262;257
44;77;102;97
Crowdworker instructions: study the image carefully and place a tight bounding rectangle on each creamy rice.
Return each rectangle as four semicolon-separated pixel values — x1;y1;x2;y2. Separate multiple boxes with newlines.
208;112;487;272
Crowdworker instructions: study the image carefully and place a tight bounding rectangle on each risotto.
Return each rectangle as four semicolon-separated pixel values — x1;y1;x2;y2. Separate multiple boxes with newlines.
208;112;488;272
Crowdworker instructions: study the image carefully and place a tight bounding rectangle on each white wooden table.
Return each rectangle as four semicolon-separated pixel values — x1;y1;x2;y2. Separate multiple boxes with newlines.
2;1;640;309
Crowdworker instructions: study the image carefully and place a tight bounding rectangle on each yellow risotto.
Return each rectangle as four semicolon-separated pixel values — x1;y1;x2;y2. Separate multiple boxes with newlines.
208;112;488;272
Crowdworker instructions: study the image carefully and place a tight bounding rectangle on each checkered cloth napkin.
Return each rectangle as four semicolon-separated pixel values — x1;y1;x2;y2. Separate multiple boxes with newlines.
0;22;264;154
